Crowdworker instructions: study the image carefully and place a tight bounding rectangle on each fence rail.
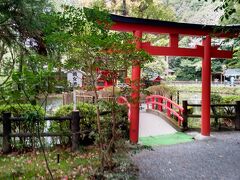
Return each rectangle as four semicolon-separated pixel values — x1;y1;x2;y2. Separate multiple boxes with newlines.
182;100;240;130
63;92;116;105
0;111;111;154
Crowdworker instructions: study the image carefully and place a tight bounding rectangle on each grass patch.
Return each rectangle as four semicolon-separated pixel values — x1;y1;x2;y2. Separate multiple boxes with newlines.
0;147;99;179
139;132;194;146
169;84;240;95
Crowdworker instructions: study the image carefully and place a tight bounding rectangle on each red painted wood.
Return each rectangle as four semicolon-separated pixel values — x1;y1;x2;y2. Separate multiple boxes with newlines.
159;98;163;112
170;34;179;48
201;35;211;136
111;22;237;38
146;95;184;123
129;31;142;144
152;97;155;109
116;96;131;120
141;42;232;59
110;17;237;142
167;101;171;117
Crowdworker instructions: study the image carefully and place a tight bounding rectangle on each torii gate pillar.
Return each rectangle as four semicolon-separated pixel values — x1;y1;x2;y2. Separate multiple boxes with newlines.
129;31;142;143
201;35;211;136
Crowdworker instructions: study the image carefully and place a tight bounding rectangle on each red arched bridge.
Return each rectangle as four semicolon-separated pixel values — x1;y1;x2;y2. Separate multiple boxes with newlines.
117;95;185;138
145;95;184;127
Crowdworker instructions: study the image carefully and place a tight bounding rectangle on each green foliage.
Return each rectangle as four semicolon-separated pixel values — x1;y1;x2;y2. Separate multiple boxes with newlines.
169;58;202;80
221;95;240;103
0;104;44;117
146;84;177;97
0;0;51;51
211;93;223;104
51;101;129;145
142;56;167;78
0;104;45;150
130;0;176;21
169;84;240;95
98;100;129;140
50;102;96;144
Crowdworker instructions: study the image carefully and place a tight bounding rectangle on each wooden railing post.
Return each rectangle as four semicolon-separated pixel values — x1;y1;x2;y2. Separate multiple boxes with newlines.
182;101;188;130
167;101;171;117
2;112;12;154
158;98;163;112
152;97;155;109
71;111;80;151
235;101;240;130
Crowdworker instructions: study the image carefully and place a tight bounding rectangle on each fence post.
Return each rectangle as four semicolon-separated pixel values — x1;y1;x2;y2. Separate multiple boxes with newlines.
182;101;188;130
2;112;12;154
71;111;80;151
177;91;180;105
235;101;240;130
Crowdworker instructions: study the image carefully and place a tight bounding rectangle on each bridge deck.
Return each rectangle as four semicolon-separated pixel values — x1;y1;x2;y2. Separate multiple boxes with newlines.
139;111;177;137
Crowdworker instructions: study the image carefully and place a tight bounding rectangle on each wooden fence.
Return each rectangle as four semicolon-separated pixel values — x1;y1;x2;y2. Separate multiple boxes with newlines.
182;100;240;130
0;111;110;154
63;92;115;105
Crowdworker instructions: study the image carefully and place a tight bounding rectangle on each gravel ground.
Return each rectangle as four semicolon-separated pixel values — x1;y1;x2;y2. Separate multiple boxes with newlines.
132;132;240;180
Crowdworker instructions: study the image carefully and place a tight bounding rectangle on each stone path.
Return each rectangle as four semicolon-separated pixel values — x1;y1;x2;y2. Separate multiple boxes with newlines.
132;131;240;180
139;111;176;137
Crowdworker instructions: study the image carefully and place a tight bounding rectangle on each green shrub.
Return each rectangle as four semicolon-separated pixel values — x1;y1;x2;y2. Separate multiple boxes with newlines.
50;101;129;145
98;100;129;140
50;102;96;145
211;93;223;104
0;104;44;117
146;83;176;97
221;95;240;104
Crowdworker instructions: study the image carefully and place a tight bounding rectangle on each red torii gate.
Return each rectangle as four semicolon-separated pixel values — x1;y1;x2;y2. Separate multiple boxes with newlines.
110;14;240;143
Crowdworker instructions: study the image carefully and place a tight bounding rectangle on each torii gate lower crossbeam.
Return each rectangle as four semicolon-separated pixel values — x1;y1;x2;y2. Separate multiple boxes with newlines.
110;14;239;143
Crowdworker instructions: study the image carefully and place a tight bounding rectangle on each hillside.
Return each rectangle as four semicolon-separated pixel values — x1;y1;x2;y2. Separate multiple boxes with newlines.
51;0;223;25
165;0;223;25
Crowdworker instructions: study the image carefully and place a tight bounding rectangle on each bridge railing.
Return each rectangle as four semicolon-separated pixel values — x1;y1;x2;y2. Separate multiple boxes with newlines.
146;95;184;126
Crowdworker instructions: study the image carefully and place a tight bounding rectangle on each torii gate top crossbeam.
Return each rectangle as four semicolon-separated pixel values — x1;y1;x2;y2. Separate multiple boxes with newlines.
110;14;240;38
110;14;240;59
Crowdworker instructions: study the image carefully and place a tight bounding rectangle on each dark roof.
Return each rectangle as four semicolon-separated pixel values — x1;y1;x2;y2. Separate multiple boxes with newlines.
110;14;240;34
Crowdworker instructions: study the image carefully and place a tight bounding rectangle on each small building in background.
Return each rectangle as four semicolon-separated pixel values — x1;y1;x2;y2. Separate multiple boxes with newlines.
164;69;175;76
224;68;240;84
211;71;224;84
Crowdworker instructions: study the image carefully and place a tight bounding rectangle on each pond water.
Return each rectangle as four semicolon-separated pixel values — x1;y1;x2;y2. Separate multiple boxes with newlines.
39;95;64;146
39;95;63;115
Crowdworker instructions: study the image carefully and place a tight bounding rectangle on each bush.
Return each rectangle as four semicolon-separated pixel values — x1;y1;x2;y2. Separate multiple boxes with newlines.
50;102;96;145
98;100;129;140
50;101;129;145
146;83;177;97
0;104;44;117
99;86;121;97
211;93;223;104
221;95;240;104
